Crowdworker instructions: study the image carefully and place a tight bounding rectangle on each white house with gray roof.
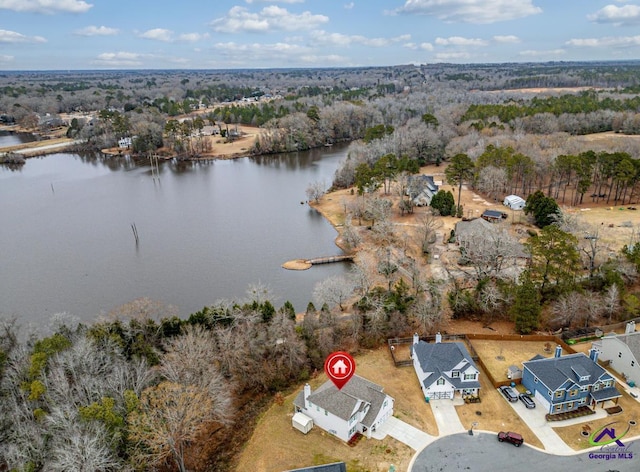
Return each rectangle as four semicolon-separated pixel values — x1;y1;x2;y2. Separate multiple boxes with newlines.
592;321;640;387
293;375;394;442
411;333;481;400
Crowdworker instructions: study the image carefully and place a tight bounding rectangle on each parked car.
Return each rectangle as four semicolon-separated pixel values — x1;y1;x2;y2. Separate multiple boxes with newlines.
519;393;535;409
499;385;518;402
498;431;524;447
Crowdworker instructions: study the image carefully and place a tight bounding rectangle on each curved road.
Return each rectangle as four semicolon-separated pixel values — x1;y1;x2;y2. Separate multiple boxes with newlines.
411;432;638;472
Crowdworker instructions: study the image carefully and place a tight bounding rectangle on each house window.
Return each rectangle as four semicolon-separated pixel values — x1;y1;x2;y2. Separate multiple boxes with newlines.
632;361;636;367
570;389;578;397
437;378;445;385
464;373;476;380
534;377;538;383
325;409;328;416
349;426;357;436
593;384;600;391
555;390;564;398
619;352;622;358
580;385;590;392
555;404;562;411
383;400;388;408
452;371;460;378
566;402;574;410
579;398;586;404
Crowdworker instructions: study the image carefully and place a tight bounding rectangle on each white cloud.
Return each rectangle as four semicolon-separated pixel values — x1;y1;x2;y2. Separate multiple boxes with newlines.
0;54;14;62
344;2;355;9
519;49;565;57
588;4;640;26
435;51;472;60
74;25;118;36
245;0;304;3
139;28;174;42
93;51;146;67
395;0;542;24
309;30;409;48
435;36;487;47
299;54;350;64
493;35;520;43
567;35;640;48
212;41;349;65
0;29;46;43
178;32;210;42
0;0;92;13
211;6;328;33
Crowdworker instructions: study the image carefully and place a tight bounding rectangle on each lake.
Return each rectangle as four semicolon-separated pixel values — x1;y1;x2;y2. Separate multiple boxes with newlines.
0;134;351;325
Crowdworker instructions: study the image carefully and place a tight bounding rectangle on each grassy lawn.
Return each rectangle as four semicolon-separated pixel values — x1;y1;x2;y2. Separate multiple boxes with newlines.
234;347;435;472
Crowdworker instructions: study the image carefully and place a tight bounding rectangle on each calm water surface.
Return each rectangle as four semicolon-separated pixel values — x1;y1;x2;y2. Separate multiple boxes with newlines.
0;144;350;324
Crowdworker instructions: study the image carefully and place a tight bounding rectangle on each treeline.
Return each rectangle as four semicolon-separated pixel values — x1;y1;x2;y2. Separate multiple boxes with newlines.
464;90;640;121
0;259;447;472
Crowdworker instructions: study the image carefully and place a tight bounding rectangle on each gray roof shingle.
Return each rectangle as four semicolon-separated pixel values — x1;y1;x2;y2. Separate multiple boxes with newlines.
299;375;389;427
523;353;614;390
412;341;480;389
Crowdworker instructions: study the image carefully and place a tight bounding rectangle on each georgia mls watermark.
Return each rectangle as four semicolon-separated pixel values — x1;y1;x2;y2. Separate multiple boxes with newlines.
587;421;635;461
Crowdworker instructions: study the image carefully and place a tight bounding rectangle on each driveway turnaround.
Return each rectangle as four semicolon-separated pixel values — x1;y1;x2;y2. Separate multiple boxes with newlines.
372;416;434;451
410;432;639;472
505;394;580;454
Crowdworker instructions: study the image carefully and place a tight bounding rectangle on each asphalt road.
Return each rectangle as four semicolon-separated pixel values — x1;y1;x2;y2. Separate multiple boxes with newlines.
411;432;638;472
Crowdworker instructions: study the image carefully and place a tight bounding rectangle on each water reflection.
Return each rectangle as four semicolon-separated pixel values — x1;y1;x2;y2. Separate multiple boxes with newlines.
0;144;351;323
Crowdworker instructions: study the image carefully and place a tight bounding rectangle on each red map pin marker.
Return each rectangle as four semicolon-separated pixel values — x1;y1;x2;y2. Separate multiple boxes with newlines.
324;351;356;390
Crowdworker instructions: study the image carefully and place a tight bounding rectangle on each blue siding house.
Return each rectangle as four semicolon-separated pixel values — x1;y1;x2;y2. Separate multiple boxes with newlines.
521;346;621;416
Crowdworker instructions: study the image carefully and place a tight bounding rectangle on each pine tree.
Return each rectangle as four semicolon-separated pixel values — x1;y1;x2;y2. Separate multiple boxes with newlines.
511;274;541;334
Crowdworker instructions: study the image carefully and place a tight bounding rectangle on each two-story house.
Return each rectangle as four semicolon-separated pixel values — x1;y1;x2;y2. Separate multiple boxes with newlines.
592;321;640;387
293;375;394;443
411;333;481;400
522;346;621;415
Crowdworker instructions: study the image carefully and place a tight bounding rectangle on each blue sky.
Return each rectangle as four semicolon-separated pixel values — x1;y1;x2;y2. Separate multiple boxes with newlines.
1;0;640;70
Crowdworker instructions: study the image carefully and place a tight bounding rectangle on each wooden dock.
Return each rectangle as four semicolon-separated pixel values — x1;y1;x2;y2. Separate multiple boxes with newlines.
305;255;354;265
282;254;354;271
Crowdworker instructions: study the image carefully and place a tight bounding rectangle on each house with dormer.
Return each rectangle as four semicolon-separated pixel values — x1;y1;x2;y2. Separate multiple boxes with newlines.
521;346;621;415
411;333;481;400
293;375;394;442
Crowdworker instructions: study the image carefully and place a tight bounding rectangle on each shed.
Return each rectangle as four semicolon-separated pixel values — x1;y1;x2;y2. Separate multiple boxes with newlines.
507;365;522;380
503;195;526;210
292;412;313;434
481;209;506;222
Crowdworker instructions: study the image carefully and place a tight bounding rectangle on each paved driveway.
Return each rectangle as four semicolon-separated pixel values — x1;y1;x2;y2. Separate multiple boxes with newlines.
429;399;466;436
371;416;434;451
506;392;607;455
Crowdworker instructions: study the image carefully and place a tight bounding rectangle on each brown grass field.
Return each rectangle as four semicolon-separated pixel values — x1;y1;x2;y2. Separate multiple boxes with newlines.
468;339;570;383
234;347;429;472
234;341;550;472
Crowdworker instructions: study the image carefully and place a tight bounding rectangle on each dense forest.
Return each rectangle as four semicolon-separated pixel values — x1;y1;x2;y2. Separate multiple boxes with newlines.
3;61;640;471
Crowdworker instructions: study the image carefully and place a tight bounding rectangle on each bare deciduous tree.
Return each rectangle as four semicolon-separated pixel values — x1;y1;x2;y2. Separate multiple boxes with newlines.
313;275;355;311
128;381;222;472
456;223;522;281
306;180;326;203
